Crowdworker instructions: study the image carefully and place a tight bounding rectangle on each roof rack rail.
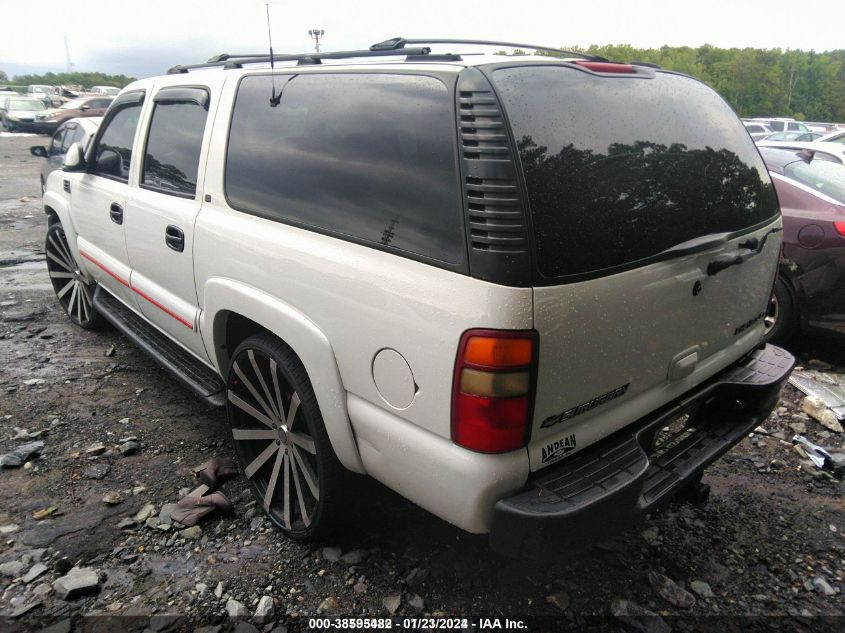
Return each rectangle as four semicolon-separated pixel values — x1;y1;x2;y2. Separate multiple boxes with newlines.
370;37;608;62
167;45;433;74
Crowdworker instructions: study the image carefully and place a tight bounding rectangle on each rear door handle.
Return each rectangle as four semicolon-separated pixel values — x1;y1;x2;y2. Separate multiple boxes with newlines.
109;203;123;225
165;225;185;252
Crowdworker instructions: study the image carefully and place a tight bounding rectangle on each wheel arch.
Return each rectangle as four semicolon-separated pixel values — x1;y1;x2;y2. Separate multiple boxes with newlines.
201;278;365;474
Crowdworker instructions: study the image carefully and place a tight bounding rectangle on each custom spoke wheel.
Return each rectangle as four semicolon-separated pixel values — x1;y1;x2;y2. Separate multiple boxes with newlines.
226;334;344;540
764;278;796;344
45;221;103;330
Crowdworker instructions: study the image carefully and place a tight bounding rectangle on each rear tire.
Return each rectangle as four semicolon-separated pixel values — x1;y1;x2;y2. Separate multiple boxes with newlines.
764;278;797;344
226;334;347;541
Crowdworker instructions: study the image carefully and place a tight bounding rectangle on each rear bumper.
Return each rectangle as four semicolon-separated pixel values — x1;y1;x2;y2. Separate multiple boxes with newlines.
489;344;794;558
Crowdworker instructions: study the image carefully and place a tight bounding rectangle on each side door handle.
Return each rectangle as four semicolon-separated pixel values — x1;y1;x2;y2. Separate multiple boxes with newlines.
109;203;123;225
165;225;185;252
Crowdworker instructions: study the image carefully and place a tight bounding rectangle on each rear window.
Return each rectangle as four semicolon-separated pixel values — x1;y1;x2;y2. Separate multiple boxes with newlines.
226;73;463;265
493;66;778;279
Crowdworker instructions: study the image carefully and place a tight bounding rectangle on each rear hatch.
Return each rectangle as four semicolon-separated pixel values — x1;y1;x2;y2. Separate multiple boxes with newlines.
489;63;782;471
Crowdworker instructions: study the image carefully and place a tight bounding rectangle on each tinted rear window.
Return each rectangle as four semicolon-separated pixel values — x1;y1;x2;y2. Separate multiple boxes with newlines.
226;73;463;265
493;66;778;278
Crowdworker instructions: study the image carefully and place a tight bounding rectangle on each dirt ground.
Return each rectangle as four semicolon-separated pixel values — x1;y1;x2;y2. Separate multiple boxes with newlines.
1;132;844;632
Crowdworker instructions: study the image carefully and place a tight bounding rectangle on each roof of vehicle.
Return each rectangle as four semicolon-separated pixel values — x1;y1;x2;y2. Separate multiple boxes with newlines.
63;116;102;131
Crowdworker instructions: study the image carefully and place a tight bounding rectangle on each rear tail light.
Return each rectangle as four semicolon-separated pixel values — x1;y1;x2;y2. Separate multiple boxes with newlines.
451;329;538;453
834;221;845;236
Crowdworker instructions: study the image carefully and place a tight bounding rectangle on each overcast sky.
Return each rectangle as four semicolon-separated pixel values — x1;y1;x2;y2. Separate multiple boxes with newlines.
1;0;843;79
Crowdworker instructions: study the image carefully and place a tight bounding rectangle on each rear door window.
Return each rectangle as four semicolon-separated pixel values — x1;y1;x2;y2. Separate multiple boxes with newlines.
492;65;779;279
141;88;209;197
225;73;463;265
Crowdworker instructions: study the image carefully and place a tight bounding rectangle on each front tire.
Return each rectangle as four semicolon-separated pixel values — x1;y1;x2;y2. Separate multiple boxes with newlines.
226;334;346;540
45;221;103;330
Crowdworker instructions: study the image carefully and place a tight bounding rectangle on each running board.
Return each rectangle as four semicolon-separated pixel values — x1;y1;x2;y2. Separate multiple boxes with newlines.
93;287;225;407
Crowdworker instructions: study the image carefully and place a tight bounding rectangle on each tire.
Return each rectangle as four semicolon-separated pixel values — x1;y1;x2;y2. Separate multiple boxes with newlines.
226;334;346;540
764;278;797;344
45;220;104;330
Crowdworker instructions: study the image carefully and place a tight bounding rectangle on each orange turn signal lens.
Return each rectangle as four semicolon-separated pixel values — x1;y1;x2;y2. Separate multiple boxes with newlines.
464;336;533;368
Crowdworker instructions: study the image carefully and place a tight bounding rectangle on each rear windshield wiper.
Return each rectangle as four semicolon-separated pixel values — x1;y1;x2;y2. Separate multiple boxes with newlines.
706;227;782;276
657;232;733;258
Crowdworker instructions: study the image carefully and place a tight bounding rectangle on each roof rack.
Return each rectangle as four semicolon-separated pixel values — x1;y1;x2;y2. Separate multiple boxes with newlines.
167;45;434;74
167;36;608;75
370;37;608;62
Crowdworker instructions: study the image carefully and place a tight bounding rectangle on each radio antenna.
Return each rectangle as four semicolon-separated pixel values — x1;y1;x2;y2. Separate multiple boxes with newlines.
266;3;281;106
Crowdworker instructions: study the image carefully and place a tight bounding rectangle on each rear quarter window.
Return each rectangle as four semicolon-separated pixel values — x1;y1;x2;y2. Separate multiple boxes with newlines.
492;66;779;279
225;73;464;265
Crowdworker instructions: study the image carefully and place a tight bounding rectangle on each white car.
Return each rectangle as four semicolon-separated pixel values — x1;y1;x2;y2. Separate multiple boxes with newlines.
42;38;793;557
756;139;845;164
743;121;772;141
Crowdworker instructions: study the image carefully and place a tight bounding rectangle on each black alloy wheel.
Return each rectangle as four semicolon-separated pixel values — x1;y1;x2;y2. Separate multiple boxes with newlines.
226;334;345;540
45;221;103;329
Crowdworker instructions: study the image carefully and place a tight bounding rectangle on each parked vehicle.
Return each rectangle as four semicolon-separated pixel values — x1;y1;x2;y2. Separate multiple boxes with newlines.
762;131;822;142
744;121;773;141
1;97;49;132
34;96;113;134
818;130;845;144
88;86;121;96
760;147;845;341
757;139;845;163
26;84;60;107
43;38;793;557
30;117;101;194
750;117;810;133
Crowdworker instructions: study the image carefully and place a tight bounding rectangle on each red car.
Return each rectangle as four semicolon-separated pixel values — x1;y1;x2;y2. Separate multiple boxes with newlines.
760;147;845;340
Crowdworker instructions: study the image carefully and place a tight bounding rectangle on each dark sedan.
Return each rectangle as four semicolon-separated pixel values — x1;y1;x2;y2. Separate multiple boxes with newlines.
761;147;845;341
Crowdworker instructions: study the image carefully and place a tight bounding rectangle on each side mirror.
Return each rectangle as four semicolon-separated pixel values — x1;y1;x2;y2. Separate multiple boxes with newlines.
30;146;47;158
80;105;90;111
95;149;122;177
62;142;85;171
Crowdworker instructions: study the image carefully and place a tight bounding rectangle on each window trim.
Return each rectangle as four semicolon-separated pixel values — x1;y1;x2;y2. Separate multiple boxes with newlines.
86;89;146;184
222;69;468;273
139;85;211;200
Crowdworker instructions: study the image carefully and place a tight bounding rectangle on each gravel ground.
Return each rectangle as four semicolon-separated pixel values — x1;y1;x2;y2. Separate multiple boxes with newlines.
1;133;844;632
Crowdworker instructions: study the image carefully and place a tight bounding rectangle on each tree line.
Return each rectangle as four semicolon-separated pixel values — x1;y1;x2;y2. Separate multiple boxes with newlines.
513;45;845;122
0;70;136;90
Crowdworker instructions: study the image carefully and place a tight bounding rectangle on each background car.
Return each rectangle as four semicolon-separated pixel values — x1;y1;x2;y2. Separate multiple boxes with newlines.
760;147;845;341
88;86;120;96
750;117;810;133
30;117;101;193
762;131;822;142
756;139;845;163
818;129;845;144
0;97;48;132
744;121;773;141
34;96;113;133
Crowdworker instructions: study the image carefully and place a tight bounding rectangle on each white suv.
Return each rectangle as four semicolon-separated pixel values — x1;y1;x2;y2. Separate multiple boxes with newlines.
43;38;794;558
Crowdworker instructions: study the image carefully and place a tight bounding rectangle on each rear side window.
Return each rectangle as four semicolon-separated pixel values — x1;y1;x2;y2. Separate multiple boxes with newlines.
769;121;785;131
493;66;779;279
142;89;209;197
91;103;142;182
226;73;463;264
